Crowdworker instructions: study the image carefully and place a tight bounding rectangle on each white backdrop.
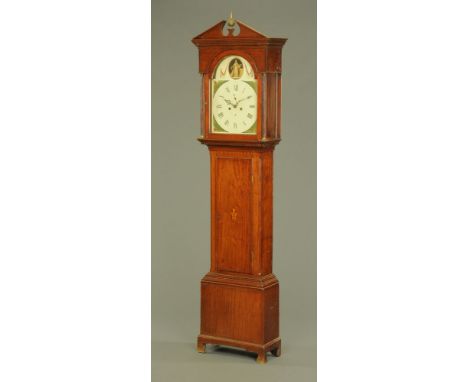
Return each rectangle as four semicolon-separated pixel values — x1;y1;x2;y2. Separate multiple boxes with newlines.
0;1;150;381
318;1;468;381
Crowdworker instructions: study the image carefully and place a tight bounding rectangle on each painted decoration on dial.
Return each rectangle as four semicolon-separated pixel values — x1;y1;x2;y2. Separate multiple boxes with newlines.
211;55;257;134
229;58;243;79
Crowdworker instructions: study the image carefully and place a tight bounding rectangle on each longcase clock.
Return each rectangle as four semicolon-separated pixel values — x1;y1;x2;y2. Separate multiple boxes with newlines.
192;15;286;364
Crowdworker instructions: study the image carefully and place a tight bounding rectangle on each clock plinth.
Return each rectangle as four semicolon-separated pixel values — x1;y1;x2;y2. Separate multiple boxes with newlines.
198;272;281;363
193;17;286;364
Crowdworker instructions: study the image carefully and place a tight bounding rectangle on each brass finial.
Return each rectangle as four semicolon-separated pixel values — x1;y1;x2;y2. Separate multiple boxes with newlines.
227;11;235;27
222;11;239;36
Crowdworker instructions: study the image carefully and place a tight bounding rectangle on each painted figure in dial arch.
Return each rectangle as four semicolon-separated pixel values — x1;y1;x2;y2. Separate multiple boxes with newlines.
229;59;243;79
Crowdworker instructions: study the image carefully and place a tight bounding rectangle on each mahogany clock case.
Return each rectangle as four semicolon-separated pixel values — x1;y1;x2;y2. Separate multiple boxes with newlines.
193;19;286;363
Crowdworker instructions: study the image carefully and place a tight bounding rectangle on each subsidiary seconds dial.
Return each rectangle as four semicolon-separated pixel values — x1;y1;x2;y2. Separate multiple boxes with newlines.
212;81;257;134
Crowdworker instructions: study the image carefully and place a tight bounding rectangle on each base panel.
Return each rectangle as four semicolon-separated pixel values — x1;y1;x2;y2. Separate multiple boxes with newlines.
197;334;281;364
199;273;280;363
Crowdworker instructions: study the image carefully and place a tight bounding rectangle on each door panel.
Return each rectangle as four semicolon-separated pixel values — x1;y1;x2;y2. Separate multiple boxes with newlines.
214;157;252;273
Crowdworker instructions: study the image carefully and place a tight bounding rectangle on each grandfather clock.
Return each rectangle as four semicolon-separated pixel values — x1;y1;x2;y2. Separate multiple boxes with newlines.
192;15;286;364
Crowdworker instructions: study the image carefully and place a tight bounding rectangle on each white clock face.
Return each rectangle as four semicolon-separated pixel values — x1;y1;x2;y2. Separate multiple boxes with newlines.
211;55;257;135
212;81;257;133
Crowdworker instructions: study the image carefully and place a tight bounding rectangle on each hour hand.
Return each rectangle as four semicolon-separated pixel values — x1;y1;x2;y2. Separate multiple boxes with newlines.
220;96;234;106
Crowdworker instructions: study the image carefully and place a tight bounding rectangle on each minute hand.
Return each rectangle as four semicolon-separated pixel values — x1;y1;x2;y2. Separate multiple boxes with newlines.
235;95;253;104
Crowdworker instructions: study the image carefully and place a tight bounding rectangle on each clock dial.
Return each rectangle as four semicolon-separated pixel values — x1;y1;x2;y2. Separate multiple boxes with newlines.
212;81;257;134
211;55;257;135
